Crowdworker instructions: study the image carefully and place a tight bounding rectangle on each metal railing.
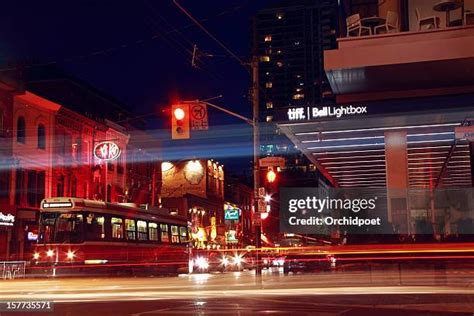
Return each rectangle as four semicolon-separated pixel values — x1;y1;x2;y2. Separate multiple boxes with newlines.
1;261;26;280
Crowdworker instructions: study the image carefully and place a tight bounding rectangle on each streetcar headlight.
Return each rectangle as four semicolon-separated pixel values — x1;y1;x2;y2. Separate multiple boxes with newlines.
221;257;229;266
46;250;54;257
233;254;244;266
33;252;40;260
66;251;75;260
195;257;209;270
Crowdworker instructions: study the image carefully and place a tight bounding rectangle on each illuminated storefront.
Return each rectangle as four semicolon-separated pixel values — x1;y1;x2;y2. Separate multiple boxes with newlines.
0;210;16;260
161;159;226;248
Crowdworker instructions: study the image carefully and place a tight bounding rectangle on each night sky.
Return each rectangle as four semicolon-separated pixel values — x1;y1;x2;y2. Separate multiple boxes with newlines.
0;0;277;174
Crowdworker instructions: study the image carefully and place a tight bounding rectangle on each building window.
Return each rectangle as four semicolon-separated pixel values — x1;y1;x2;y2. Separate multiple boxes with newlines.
149;222;158;241
260;56;270;62
106;184;112;202
137;220;147;240
292;94;304;100
171;225;180;243
0;110;3;136
72;138;81;161
266;102;273;109
117;153;124;174
57;175;64;197
37;124;46;149
17;116;25;143
37;171;45;205
27;170;38;206
264;35;272;42
0;168;9;199
125;219;136;240
15;169;24;205
266;82;273;88
71;176;77;197
266;116;273;122
160;223;169;243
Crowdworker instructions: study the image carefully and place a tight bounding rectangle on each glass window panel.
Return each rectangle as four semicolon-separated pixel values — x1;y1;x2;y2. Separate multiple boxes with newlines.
179;226;188;243
111;217;123;239
160;223;169;243
148;222;158;241
85;213;105;240
171;225;179;243
137;220;147;241
125;219;136;240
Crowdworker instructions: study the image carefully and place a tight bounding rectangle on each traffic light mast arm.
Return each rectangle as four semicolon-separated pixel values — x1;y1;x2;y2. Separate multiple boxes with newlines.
183;100;254;126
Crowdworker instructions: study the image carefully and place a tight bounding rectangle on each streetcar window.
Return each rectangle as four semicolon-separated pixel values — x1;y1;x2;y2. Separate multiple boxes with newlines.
160;224;169;243
39;212;58;243
137;220;147;241
55;213;83;243
148;222;158;241
111;217;123;239
171;225;179;243
85;213;105;240
179;226;188;243
125;219;136;240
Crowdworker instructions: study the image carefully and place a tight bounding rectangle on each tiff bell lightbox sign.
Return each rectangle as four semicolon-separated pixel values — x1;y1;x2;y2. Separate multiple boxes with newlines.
287;105;368;121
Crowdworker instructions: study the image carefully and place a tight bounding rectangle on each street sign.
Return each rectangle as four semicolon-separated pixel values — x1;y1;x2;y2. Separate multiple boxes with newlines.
258;199;266;213
259;156;285;168
455;126;474;141
190;103;208;130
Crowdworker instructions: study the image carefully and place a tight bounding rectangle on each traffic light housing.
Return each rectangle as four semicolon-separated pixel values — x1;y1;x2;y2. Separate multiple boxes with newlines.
171;104;190;139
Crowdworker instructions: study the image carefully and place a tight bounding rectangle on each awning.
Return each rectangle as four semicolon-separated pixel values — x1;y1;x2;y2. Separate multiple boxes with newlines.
278;106;473;189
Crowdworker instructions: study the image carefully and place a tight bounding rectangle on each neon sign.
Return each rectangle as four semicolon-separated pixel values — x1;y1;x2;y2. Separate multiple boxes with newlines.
0;212;15;227
94;141;121;161
224;203;240;220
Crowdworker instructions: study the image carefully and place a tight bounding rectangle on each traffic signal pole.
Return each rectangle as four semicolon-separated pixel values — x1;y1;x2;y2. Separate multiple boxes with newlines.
252;56;262;278
180;56;263;278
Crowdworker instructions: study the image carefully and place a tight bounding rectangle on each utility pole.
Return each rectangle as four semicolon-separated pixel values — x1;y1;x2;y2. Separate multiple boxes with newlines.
252;56;262;277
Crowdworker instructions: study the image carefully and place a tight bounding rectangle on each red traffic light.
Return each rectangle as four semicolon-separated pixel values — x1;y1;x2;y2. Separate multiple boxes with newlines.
174;107;185;120
171;104;190;140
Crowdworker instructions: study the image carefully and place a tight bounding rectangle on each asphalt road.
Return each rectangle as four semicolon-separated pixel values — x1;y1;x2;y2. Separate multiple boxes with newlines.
2;268;474;315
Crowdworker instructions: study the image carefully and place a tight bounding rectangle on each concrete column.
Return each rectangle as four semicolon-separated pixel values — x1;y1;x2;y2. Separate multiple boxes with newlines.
385;131;409;234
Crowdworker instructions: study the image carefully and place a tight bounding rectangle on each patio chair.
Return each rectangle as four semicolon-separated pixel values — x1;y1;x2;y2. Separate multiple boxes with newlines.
415;8;440;30
346;13;371;37
374;11;399;34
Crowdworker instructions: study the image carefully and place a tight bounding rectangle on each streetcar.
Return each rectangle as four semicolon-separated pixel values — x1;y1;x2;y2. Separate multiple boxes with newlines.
31;198;191;276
